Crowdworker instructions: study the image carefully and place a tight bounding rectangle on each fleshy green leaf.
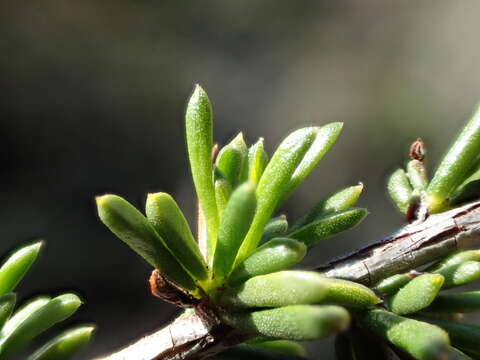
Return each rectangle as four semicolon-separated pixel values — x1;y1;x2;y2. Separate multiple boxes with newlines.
212;182;256;280
215;177;232;218
260;215;288;244
228;238;306;285
250;340;306;357
235;128;317;264
282;122;343;199
288;208;367;248
427;105;480;213
358;309;450;360
389;274;444;315
0;293;16;330
428;250;480;272
185;85;219;256
0;241;43;296
0;294;82;359
1;297;51;339
415;317;480;358
407;160;428;192
290;183;364;231
27;325;95;360
426;291;480;313
216;133;248;188
372;273;415;296
146;192;207;281
213;344;305;360
96;194;197;291
222;305;350;341
387;168;414;214
245;138;269;185
435;261;480;289
221;271;380;309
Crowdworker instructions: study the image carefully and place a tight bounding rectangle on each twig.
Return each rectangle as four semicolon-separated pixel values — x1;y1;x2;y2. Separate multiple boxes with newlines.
99;199;480;360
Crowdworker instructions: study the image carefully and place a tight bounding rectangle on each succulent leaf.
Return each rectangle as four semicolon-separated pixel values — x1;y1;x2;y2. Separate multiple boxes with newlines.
387;168;414;214
288;208;367;247
0;241;43;296
146;192;208;281
96;194;197;291
212;182;257;280
216;133;248;188
185;85;219;256
0;293;16;330
222;305;350;341
228;238;306;285
27;325;95;360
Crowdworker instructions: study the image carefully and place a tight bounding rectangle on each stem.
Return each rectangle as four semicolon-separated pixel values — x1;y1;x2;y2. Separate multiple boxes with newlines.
317;199;480;285
99;199;480;360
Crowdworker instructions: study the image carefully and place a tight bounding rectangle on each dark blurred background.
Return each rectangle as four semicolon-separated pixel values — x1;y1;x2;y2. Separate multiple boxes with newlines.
2;1;480;358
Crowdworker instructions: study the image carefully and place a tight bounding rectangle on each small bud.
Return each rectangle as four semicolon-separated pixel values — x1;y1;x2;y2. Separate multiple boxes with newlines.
410;138;426;161
216;133;248;188
244;138;269;185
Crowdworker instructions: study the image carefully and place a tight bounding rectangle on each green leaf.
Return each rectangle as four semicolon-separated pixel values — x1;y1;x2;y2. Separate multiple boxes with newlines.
212;182;256;280
428;250;480;272
212;344;306;360
451;165;480;204
221;271;380;309
228;238;306;285
282;122;343;199
358;309;450;360
389;274;444;315
216;133;248;188
426;291;480;313
96;194;197;291
0;294;82;359
146;192;208;281
185;85;219;256
447;346;473;360
260;216;288;244
407;160;428;192
1;297;51;339
0;293;16;330
235;127;317;264
27;325;95;360
288;208;367;248
415;317;480;357
290;183;364;231
427;105;480;213
250;340;306;357
435;261;480;289
387;168;414;214
215;177;232;218
372;273;414;296
0;241;43;296
222;305;350;341
245;138;269;185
